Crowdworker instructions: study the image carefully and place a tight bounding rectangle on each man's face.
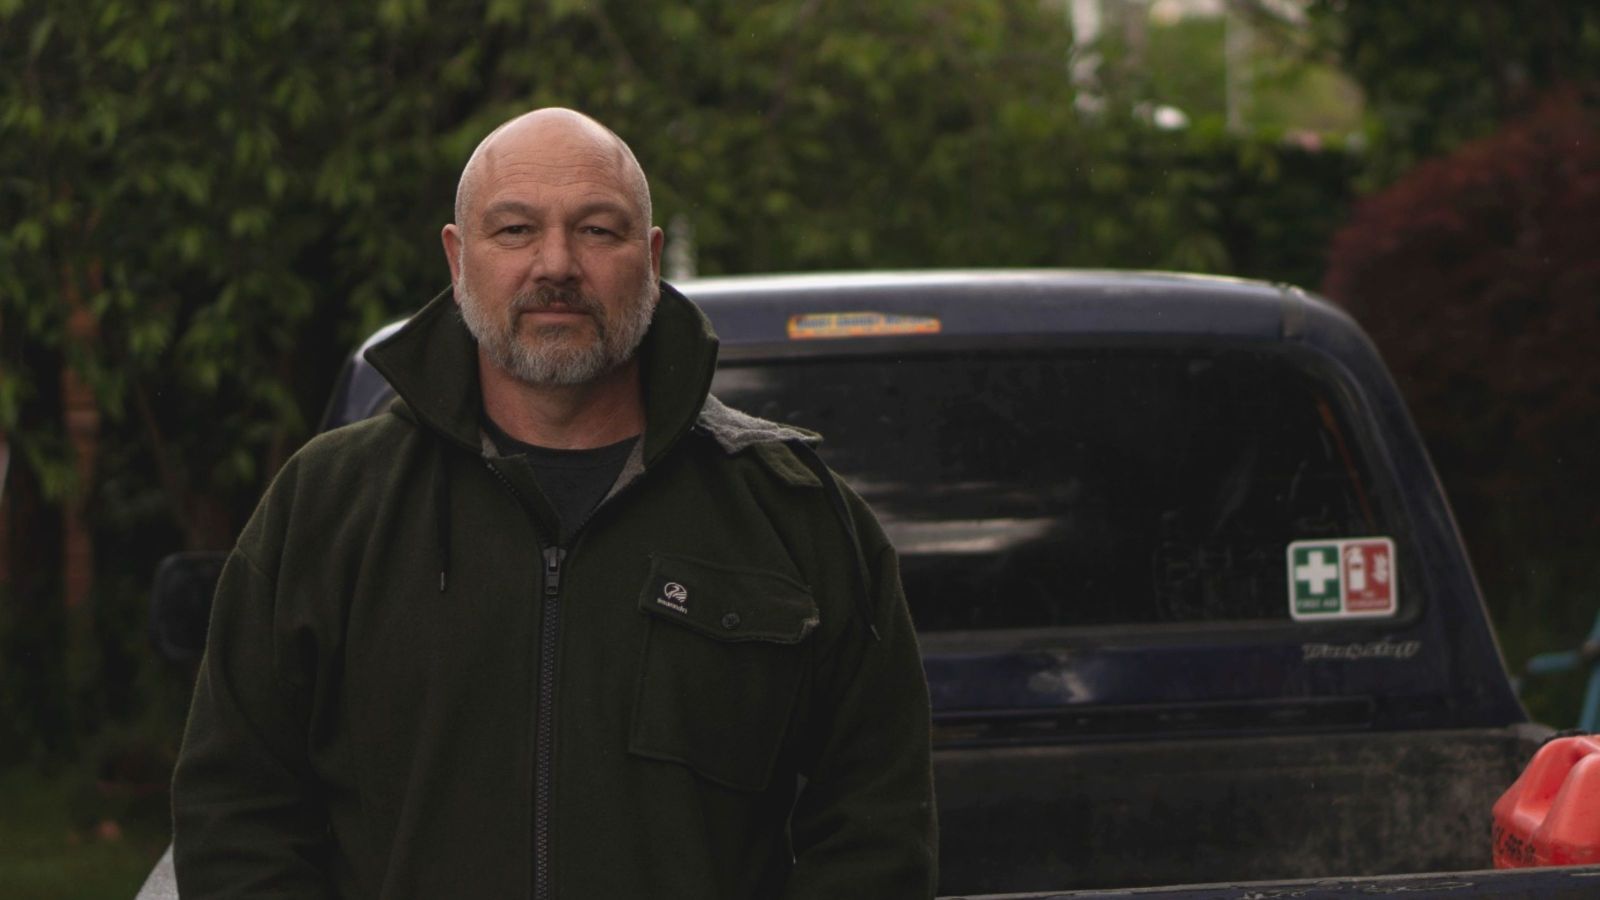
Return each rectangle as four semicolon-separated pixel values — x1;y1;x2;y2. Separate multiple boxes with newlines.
443;124;663;387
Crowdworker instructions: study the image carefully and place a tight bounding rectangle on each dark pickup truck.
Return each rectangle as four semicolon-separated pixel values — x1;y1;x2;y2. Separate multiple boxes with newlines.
142;271;1598;898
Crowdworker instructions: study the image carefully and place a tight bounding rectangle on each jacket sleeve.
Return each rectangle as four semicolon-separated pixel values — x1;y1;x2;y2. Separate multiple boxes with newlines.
783;490;939;900
171;530;337;896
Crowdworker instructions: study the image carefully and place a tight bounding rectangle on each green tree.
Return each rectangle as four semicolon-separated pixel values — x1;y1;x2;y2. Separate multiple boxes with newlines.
1305;0;1600;181
1;0;1359;763
0;0;1088;758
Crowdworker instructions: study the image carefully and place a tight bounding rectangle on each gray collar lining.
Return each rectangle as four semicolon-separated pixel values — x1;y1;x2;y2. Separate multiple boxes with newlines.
696;395;819;453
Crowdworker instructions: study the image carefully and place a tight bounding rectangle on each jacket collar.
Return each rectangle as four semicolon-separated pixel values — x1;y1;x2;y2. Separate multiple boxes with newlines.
365;280;721;465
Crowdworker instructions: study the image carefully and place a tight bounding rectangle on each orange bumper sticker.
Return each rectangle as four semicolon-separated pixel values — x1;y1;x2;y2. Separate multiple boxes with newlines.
787;312;942;340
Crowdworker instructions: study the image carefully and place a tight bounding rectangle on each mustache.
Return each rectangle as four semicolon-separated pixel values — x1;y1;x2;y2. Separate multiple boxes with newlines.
510;286;604;317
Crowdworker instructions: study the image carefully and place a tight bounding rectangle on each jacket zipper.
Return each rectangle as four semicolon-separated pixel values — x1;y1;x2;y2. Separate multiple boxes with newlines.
481;459;560;899
534;544;565;900
484;454;642;900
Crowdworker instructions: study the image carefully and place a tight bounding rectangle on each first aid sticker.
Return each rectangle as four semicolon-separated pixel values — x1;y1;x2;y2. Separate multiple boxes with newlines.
1288;537;1398;621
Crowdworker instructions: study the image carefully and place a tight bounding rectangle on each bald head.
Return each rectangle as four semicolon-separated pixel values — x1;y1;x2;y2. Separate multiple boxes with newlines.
453;108;652;236
440;106;665;397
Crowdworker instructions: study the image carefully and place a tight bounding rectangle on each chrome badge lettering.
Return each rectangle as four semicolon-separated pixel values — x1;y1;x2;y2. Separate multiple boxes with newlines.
1302;640;1422;662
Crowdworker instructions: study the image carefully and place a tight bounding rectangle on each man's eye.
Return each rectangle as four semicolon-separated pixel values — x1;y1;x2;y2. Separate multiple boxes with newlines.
582;226;617;237
499;225;530;236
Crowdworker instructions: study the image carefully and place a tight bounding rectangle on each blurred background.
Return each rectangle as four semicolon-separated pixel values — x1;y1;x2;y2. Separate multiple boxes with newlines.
2;0;1598;894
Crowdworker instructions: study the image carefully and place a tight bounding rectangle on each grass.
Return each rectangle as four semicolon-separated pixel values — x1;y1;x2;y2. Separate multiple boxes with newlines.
0;764;169;900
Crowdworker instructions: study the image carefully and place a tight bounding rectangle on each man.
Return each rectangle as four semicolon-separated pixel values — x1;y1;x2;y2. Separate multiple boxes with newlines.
172;108;937;899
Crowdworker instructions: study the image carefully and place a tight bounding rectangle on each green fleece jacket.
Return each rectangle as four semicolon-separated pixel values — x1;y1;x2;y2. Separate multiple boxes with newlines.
171;284;937;899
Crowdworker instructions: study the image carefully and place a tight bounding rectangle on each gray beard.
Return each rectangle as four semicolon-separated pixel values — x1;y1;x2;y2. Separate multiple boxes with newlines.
456;278;657;387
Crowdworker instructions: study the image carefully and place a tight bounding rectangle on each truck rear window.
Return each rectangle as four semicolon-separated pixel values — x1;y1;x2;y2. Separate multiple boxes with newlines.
711;349;1395;631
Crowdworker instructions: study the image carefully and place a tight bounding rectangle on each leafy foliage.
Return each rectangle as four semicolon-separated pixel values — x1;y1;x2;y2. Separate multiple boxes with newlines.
1;0;1352;545
0;0;1355;760
1305;0;1600;182
3;0;464;548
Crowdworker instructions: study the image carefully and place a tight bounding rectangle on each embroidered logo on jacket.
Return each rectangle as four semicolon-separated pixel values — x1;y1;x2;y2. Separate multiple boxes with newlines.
656;581;689;614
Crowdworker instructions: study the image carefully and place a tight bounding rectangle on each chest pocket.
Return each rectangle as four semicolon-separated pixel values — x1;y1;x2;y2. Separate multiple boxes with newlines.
629;553;819;792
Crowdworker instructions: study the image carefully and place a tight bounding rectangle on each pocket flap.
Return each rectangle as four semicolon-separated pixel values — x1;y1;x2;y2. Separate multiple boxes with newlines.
637;554;819;644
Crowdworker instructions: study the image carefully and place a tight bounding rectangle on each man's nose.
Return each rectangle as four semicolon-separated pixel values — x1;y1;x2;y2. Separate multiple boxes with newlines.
529;228;579;283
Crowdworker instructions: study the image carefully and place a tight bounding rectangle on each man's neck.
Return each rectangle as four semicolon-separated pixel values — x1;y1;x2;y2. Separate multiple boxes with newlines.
479;354;646;450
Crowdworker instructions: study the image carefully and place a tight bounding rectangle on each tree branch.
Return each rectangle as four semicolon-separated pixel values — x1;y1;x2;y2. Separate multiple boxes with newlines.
130;376;195;545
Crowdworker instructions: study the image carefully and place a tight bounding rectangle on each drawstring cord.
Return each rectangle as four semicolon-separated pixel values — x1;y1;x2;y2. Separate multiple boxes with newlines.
434;437;452;592
785;439;882;643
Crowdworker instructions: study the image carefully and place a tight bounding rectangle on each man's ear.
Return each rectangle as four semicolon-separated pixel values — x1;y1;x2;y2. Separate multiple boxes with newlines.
442;224;464;290
649;225;664;281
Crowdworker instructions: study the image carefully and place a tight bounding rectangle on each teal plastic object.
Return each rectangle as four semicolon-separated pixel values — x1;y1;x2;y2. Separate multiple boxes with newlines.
1522;611;1600;732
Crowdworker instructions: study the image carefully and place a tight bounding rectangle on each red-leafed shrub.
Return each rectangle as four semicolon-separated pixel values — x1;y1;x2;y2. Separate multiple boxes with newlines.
1324;91;1600;611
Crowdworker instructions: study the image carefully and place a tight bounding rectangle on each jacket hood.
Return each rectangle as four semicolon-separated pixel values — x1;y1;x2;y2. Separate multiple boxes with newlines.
365;280;724;465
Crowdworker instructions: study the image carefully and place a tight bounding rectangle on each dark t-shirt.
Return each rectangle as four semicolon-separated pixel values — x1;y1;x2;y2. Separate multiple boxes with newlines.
482;415;637;535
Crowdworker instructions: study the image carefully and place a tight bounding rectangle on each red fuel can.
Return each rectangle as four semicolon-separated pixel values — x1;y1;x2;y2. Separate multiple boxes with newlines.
1493;734;1600;868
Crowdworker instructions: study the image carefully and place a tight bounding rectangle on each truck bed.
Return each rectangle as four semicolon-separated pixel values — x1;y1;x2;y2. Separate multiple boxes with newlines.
936;724;1551;894
955;864;1600;899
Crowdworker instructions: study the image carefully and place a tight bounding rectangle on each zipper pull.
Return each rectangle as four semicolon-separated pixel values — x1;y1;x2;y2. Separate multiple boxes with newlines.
542;546;567;597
